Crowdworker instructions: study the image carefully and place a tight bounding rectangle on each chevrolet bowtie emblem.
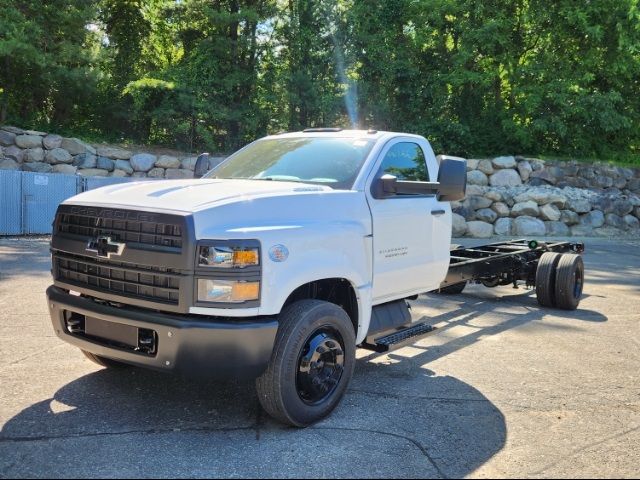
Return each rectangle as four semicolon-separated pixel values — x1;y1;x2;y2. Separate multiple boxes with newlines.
86;236;125;259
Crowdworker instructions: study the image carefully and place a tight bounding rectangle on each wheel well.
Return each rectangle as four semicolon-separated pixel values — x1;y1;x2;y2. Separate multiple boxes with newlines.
283;278;359;335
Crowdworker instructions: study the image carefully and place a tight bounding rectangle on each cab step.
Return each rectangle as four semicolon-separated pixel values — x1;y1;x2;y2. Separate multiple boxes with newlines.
360;322;436;353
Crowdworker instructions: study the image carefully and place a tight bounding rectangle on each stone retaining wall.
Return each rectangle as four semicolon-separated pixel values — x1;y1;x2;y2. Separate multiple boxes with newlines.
454;156;640;237
0;125;225;179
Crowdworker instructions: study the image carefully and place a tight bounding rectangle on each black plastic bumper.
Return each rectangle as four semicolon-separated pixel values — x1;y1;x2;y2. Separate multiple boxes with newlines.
46;286;278;379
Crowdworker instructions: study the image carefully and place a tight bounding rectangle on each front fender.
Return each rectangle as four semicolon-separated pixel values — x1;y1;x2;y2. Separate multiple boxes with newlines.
258;225;373;343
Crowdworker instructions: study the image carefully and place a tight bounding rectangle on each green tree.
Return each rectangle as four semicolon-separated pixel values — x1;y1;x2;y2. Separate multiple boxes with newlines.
163;0;276;151
0;0;99;126
278;0;345;130
100;0;150;89
1;0;638;159
513;0;640;156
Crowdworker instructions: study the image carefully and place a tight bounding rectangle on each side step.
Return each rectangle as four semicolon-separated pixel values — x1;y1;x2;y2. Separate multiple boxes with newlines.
360;322;436;353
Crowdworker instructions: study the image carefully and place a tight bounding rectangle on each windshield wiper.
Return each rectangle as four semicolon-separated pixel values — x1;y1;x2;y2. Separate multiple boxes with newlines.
254;175;303;182
210;176;305;183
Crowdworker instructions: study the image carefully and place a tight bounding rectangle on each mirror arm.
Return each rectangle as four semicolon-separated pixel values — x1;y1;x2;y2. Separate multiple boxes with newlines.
373;174;441;198
393;180;440;196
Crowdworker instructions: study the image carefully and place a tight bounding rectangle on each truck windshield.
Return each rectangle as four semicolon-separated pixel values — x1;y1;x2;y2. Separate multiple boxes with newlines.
204;137;376;189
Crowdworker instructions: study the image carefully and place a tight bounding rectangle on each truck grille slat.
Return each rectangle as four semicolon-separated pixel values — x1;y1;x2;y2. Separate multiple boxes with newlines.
58;213;183;249
53;252;183;279
56;254;181;304
56;263;178;294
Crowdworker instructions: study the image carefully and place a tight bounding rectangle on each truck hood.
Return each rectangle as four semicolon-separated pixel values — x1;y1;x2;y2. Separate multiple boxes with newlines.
64;178;333;213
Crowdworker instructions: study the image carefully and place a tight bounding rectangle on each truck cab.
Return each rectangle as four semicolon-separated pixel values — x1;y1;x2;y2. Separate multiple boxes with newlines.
47;129;467;426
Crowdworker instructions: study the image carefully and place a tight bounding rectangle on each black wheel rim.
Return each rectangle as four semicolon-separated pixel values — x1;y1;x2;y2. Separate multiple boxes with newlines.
573;267;584;299
296;326;345;406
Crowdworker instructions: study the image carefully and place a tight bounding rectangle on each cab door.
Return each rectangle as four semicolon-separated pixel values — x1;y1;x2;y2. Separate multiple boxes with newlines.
366;138;451;303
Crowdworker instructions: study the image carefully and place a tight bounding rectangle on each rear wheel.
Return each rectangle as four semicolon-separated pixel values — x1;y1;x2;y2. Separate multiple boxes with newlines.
554;254;584;310
256;299;356;427
535;252;562;308
81;350;129;368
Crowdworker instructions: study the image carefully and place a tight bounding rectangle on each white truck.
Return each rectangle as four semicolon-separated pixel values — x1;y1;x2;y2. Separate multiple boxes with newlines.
47;129;585;426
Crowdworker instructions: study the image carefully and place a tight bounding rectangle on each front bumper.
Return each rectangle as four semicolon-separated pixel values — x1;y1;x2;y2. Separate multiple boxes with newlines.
46;286;278;379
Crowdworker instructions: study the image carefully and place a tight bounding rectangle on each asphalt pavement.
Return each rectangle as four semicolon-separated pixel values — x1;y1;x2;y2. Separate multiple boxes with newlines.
0;237;638;478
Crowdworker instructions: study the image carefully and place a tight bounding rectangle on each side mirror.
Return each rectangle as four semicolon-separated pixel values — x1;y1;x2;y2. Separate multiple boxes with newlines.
436;156;466;201
194;152;210;178
371;155;466;201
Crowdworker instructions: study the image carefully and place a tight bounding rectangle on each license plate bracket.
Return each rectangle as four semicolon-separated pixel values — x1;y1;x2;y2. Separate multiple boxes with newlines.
85;317;138;348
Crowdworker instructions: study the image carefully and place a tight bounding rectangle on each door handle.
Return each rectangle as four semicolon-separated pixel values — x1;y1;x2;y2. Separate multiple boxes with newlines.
431;209;446;216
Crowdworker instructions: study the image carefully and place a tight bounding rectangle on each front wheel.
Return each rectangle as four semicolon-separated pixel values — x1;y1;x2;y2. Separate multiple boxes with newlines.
256;299;356;427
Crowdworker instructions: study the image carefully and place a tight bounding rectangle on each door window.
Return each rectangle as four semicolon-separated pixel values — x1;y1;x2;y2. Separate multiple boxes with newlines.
377;142;429;182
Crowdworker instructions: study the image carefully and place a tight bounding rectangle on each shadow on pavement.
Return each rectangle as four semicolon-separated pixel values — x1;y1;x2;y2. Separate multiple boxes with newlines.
1;362;505;478
364;287;607;369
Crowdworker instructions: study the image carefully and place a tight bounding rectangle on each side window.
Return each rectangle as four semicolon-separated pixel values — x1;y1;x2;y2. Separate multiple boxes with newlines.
377;142;429;182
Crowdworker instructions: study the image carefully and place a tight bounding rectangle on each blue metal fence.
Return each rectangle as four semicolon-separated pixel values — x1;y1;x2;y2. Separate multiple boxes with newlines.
0;170;23;235
0;171;151;235
21;172;81;234
84;176;137;191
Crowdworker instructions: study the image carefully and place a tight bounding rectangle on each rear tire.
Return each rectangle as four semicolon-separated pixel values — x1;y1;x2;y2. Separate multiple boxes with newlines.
438;282;467;294
81;350;129;368
554;254;584;310
256;299;356;427
536;252;561;308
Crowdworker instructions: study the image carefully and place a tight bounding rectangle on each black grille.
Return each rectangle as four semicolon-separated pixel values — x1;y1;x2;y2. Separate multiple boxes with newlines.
55;253;181;305
56;210;183;250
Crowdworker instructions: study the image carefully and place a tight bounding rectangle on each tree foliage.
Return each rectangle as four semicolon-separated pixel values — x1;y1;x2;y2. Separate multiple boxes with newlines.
1;0;638;158
0;0;98;125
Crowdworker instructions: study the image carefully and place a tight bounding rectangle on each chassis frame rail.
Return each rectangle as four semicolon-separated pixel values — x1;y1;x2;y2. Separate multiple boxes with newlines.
440;239;585;289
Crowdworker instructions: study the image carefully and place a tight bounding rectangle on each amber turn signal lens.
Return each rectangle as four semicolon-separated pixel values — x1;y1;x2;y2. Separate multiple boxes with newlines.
232;281;260;301
233;250;259;266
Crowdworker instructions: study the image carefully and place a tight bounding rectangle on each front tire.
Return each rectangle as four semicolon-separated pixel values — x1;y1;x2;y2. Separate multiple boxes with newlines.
256;299;356;427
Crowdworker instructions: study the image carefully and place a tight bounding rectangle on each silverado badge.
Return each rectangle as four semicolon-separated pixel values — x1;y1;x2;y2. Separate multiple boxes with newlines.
86;236;125;259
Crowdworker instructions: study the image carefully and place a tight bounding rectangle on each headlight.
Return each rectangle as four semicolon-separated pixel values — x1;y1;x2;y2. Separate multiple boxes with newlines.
197;243;259;268
197;279;260;303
